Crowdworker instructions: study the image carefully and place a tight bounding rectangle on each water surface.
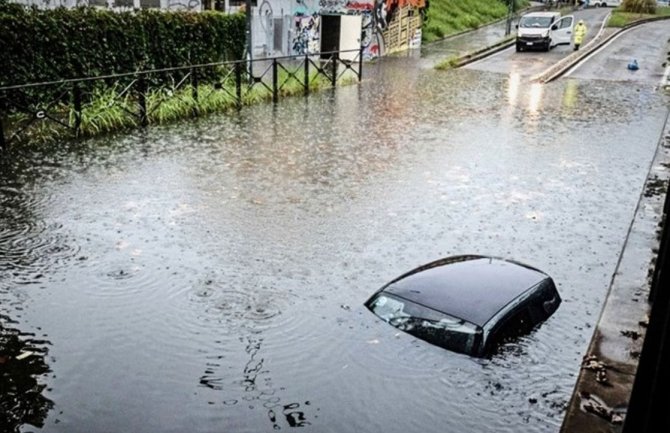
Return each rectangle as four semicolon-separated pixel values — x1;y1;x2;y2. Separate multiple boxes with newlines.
1;59;668;433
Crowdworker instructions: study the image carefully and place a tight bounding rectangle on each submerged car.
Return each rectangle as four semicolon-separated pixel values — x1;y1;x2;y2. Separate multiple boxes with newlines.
365;255;561;357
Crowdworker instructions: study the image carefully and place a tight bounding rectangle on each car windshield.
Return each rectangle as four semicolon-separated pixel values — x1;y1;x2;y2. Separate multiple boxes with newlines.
519;16;553;28
368;293;480;355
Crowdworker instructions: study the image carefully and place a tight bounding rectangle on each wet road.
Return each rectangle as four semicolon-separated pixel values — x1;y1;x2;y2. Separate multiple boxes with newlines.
1;18;670;433
466;8;611;75
566;20;670;83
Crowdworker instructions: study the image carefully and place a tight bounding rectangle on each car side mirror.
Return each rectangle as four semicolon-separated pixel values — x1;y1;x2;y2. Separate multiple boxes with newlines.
515;24;518;29
551;24;558;30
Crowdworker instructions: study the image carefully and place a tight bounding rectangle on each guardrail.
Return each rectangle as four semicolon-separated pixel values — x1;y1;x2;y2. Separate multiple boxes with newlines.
0;48;364;150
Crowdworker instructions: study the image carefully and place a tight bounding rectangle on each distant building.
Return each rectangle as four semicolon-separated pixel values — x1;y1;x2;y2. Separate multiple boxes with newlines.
239;0;425;59
9;0;426;59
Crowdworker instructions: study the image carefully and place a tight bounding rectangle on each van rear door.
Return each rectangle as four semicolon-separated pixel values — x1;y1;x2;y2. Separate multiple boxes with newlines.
551;15;574;46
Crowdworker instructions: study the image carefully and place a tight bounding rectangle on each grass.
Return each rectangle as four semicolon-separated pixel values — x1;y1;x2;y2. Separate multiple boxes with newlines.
607;6;670;27
435;55;462;70
434;35;515;70
423;0;529;43
3;64;356;146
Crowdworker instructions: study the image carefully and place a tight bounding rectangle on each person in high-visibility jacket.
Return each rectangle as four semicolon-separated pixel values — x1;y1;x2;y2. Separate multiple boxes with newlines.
573;20;587;51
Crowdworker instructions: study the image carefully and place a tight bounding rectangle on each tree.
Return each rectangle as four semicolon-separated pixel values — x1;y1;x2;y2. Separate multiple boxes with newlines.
621;0;657;13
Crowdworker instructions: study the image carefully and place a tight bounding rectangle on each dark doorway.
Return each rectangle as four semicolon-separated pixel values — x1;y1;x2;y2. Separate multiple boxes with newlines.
320;15;341;58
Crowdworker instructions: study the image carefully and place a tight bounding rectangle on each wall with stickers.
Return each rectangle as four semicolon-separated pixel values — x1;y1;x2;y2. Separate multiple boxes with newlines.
8;0;425;59
245;0;424;59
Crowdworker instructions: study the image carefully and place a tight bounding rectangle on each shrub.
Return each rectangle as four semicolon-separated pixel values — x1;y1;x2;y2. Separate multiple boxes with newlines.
621;0;656;13
0;4;246;88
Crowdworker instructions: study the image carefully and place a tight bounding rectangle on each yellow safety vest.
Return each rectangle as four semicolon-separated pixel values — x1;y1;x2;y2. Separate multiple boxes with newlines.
574;24;587;44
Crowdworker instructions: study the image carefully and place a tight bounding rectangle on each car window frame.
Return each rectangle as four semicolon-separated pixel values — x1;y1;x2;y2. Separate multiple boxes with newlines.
481;279;548;354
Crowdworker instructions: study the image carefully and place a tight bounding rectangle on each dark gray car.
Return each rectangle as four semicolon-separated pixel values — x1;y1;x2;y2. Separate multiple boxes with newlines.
365;255;561;357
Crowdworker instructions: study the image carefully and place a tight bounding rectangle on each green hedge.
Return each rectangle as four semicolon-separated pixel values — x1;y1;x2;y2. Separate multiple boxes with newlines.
0;1;246;87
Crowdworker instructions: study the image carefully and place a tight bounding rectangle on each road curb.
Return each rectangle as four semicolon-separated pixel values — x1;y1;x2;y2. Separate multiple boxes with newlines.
536;15;670;83
452;38;516;68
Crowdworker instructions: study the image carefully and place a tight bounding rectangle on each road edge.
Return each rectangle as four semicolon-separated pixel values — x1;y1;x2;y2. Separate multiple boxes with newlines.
559;110;670;432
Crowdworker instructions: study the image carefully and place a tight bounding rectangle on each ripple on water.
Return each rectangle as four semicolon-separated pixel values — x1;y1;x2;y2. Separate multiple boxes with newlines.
79;259;155;300
0;221;81;285
166;276;306;344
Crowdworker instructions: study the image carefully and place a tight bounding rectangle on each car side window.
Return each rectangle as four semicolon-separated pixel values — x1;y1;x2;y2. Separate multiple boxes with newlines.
559;17;573;29
490;308;534;348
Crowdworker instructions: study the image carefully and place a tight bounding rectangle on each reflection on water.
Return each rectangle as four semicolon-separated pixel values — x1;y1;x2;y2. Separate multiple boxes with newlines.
527;82;544;117
561;80;580;115
506;71;522;107
201;333;316;430
0;316;53;432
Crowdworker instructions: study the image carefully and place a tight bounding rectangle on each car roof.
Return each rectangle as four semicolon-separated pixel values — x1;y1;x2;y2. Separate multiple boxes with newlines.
381;256;548;327
522;12;560;17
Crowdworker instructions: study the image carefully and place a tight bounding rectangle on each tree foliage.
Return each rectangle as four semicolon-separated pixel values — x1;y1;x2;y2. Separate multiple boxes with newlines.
621;0;657;13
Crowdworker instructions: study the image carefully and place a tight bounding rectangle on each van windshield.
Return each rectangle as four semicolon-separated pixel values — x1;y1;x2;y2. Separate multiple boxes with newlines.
519;16;554;28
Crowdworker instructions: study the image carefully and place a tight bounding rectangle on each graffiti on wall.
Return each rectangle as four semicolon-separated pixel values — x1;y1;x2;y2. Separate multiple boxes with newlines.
259;0;273;16
167;0;201;10
292;14;320;55
293;0;319;16
283;0;424;59
318;0;374;14
290;0;320;56
361;12;382;59
376;0;425;29
369;0;425;57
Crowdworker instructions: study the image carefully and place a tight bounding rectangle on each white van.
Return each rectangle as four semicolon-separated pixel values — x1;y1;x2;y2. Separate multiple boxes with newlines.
516;11;575;52
592;0;622;7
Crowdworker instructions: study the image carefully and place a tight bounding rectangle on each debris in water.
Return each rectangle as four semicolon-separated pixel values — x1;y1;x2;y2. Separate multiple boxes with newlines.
620;330;640;340
582;354;610;386
15;351;36;360
581;391;625;424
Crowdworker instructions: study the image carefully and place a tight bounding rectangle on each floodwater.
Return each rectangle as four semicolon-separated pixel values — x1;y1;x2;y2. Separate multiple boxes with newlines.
1;55;669;433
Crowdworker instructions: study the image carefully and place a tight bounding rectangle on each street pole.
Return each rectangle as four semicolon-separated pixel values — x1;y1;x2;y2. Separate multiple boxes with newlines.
245;0;253;76
505;0;513;36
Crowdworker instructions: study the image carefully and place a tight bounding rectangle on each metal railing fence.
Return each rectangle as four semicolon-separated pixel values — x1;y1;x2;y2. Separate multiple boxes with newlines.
0;48;364;150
